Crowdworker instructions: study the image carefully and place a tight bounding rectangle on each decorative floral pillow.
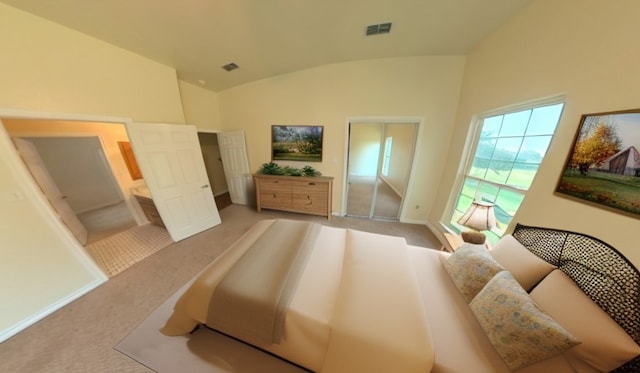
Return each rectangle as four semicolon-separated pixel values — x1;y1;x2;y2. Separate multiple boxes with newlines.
470;271;581;371
442;243;504;302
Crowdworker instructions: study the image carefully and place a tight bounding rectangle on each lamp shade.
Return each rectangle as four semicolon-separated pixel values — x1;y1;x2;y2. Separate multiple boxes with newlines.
457;201;497;231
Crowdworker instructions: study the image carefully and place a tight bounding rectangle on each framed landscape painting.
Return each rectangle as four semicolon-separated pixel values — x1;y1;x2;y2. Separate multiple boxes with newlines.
271;125;323;162
555;109;640;217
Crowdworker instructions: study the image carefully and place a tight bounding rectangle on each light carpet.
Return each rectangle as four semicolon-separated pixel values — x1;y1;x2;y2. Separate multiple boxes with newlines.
115;282;310;373
85;223;174;277
347;179;401;219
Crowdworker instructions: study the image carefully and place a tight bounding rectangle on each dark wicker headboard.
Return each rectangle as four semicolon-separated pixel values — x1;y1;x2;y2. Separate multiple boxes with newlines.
512;223;640;372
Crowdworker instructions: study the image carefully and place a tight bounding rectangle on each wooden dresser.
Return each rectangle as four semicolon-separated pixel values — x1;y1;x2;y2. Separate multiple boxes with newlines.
253;174;333;220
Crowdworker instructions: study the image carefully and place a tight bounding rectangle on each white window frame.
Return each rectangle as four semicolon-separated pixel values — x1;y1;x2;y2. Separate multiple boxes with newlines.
442;94;565;240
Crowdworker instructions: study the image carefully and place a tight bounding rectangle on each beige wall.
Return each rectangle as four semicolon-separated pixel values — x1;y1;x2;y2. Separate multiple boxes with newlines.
432;0;640;266
218;56;466;222
0;151;101;333
0;4;187;340
0;4;185;122
178;80;222;130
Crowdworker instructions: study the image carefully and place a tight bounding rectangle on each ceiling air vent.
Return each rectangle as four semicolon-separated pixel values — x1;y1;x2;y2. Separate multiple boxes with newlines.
222;62;239;71
366;22;392;36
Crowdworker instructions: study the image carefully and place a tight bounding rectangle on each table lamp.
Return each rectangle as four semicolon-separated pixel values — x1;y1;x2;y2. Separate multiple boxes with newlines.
457;201;497;244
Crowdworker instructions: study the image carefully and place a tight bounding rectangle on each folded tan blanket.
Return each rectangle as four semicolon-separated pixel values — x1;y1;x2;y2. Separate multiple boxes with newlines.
206;219;321;344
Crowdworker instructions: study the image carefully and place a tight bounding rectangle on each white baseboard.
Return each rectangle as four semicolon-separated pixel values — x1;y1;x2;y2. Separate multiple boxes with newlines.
398;217;427;225
0;277;105;343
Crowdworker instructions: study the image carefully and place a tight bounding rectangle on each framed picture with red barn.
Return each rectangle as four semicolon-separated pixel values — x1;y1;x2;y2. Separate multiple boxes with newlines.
556;108;640;217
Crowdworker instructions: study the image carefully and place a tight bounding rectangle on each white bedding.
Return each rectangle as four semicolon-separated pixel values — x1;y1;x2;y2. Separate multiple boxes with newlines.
161;219;343;370
162;220;591;372
162;219;433;372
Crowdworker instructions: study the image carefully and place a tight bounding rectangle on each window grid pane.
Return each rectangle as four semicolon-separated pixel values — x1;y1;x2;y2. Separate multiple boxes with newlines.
449;101;564;236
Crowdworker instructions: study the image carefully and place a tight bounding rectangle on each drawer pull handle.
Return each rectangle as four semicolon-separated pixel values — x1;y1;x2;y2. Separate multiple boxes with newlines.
308;182;316;185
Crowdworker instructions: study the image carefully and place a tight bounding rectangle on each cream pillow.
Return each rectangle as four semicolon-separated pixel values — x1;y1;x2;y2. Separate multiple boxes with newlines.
470;271;580;371
530;270;640;372
442;243;504;302
490;234;555;291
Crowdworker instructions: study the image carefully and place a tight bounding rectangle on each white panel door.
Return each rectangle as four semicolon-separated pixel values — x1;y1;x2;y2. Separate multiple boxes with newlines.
217;130;251;205
126;122;221;241
12;137;89;245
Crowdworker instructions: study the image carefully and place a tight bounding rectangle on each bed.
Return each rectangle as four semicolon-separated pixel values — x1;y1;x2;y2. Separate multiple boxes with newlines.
161;219;640;372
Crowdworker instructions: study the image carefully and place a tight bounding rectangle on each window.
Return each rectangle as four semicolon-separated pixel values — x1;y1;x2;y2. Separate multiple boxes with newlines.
381;136;392;176
448;101;564;240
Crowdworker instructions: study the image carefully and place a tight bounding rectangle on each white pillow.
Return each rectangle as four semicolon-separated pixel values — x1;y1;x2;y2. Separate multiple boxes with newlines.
530;270;640;372
490;234;555;291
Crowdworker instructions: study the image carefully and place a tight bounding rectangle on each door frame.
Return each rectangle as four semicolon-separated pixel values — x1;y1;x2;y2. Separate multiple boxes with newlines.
196;129;229;198
0;108;134;274
341;116;423;221
0;109;131;260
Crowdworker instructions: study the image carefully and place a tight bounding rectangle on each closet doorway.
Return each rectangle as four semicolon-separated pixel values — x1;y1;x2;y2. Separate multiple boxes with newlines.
197;131;232;210
345;120;418;220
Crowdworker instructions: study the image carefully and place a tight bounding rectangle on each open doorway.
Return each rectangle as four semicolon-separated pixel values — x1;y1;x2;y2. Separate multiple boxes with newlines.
1;117;184;278
345;120;418;220
22;136;137;243
2;118;143;244
2;116;232;277
198;131;232;210
2;118;172;278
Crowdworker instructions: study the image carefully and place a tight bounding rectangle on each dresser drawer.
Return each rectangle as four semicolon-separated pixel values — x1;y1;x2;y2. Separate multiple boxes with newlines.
258;178;292;194
291;180;328;193
259;192;292;210
292;192;329;215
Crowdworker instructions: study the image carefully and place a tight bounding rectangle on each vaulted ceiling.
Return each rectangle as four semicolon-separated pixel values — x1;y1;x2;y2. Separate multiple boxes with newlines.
1;0;531;92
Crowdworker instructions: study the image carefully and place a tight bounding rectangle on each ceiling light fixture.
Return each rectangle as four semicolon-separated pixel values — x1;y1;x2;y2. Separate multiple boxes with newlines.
222;62;239;71
366;22;392;36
